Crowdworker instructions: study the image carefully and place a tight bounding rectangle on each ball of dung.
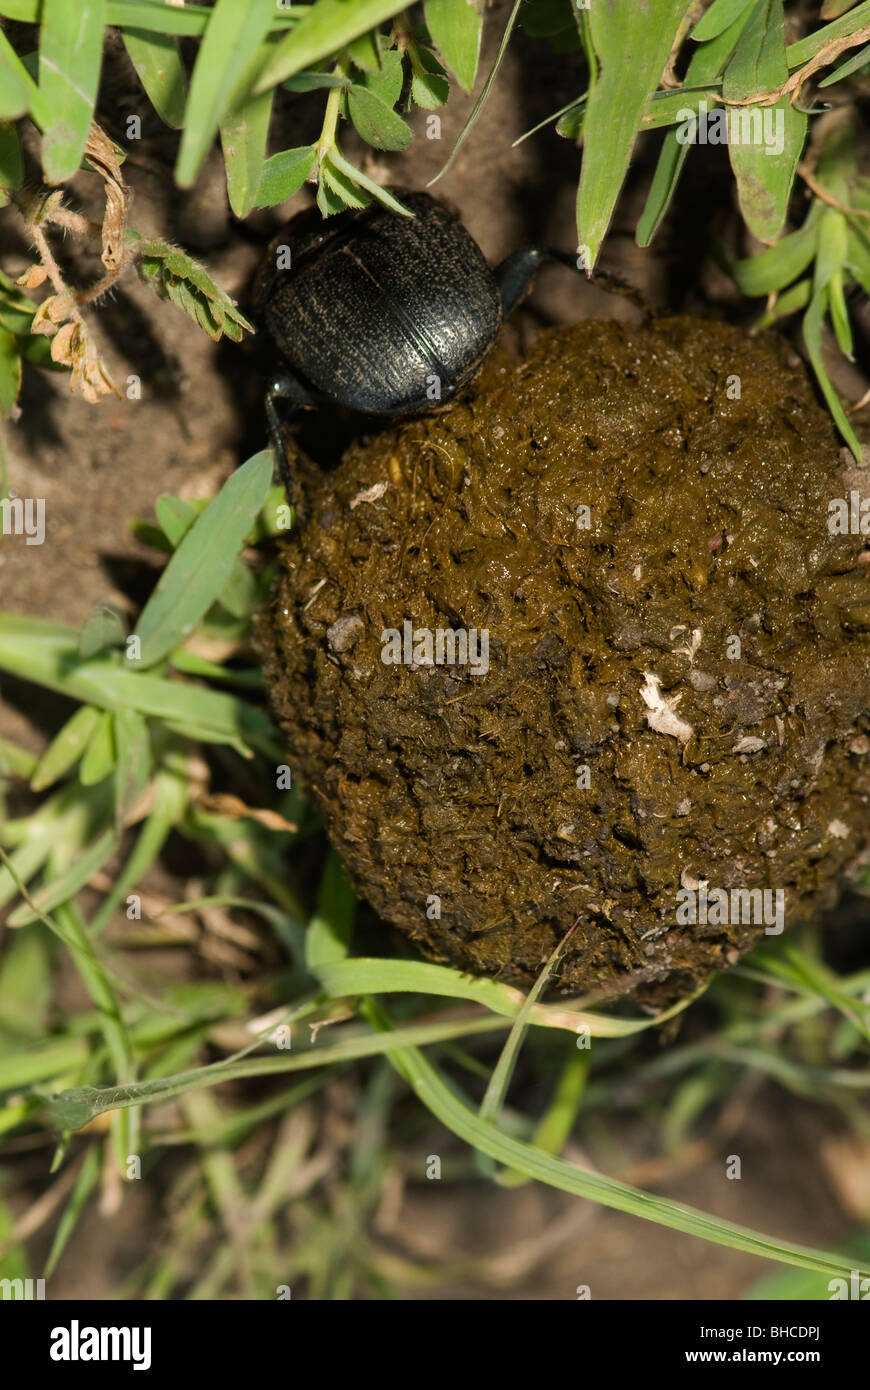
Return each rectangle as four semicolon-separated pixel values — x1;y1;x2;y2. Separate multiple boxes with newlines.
259;318;870;1003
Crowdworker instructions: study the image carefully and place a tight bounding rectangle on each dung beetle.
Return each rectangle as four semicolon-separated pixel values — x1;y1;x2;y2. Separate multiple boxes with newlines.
254;189;643;522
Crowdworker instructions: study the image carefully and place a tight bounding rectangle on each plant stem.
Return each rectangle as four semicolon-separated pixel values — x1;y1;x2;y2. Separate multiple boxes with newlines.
315;61;346;170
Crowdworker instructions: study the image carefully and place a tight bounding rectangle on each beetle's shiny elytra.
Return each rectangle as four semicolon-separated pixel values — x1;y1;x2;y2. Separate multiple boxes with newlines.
254;188;643;523
258;191;503;419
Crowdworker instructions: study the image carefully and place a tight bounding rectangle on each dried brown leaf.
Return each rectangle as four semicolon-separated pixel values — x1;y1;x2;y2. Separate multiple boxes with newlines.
49;320;76;363
16;264;48;289
200;791;297;833
66;320;117;402
83;123;130;274
31;293;72;336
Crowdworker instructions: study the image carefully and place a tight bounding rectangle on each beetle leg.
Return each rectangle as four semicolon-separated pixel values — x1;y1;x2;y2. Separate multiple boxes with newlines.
495;248;654;318
265;370;321;526
493;249;549;315
544;250;655;316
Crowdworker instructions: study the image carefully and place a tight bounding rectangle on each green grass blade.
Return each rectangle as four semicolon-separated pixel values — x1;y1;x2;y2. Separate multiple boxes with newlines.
424;0;484;94
111;1;240;36
729;212;820;294
802;285;861;460
7;827;118;926
44;1143;101;1277
428;0;522;187
577;0;688;269
109;676;273;747
814;205;849;292
786;0;870;67
638;11;749;245
122;27;187;128
154;493;199;544
78;710;115;786
0;733;36;779
106;0;297;35
0;1036;89;1091
45;1014;515;1130
314;956;701;1037
0;326;21;415
0;26;35;118
641;85;726;131
748;1234;870;1300
722;0;807;243
0;29;49;127
0;1182;27;1279
0;2;38;21
478;927;576;1137
756;943;870;1044
370;1006;870;1280
90;762;188;934
818;41;870;85
820;0;864;16
112;706;151;822
0;783;109;900
0;839;52;912
829;269;854;356
0;927;52;1038
38;0;106;183
79;602;127;660
220;87;274;218
55;901;138;1164
0;615;275;750
497;1049;589;1188
0;850;136;1158
30;705;102;792
474;927;575;1179
754;275;811;326
168;649;263;688
305;850;356;973
814;207;853;356
0;121;22;198
691;0;755;41
174;0;276;188
770;275;818;320
254;0;409;94
155;494;268;610
134;450;273;668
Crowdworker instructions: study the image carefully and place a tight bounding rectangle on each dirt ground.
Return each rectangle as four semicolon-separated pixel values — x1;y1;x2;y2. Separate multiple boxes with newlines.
1;3;869;1299
20;1094;855;1301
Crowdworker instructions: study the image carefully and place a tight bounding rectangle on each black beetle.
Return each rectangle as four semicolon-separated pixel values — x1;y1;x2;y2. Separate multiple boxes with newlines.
254;189;641;522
